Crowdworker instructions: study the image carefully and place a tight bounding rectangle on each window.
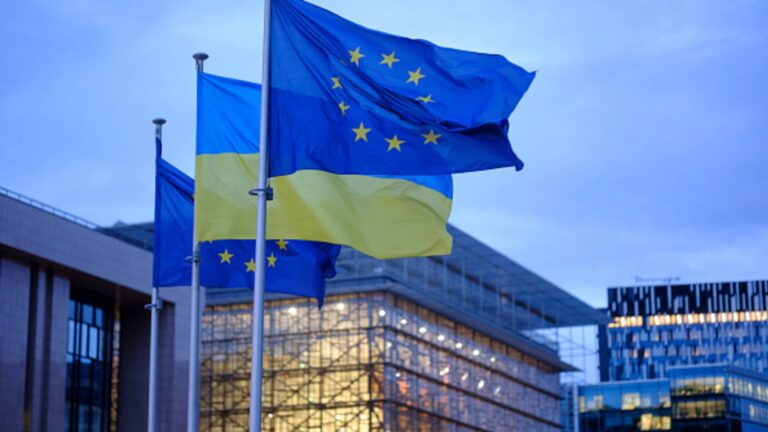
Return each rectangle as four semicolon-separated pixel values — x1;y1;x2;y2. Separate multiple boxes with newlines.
66;296;114;432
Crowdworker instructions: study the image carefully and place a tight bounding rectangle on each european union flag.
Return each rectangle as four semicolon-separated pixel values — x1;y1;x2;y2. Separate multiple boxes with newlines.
152;138;194;288
152;142;340;304
269;0;535;177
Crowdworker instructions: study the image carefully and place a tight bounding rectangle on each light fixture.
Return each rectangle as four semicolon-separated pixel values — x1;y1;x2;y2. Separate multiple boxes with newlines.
400;318;408;326
395;372;401;378
288;306;297;315
477;380;485;389
472;349;480;356
461;372;469;381
378;309;387;317
455;342;463;349
437;334;446;342
336;302;346;311
494;387;501;395
418;326;427;334
490;357;496;363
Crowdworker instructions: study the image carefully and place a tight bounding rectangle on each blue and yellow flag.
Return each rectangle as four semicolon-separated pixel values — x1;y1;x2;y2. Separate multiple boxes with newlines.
152;144;339;304
268;0;534;177
195;72;453;259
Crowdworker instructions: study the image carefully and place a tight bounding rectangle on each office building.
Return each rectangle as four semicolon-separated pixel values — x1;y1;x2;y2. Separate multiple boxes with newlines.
0;187;191;432
579;364;768;431
577;281;768;432
601;282;768;381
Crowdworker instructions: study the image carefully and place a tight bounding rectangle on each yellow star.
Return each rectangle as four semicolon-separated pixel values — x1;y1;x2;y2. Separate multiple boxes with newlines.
379;51;400;69
267;253;277;268
416;94;435;104
331;76;342;89
338;101;350;116
422;129;442;145
218;249;233;264
406;67;425;86
276;239;289;251
348;47;365;66
385;135;405;152
245;259;256;273
352;122;372;142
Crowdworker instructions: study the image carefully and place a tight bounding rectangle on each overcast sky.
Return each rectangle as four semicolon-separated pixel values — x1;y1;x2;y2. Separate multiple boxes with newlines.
1;0;766;308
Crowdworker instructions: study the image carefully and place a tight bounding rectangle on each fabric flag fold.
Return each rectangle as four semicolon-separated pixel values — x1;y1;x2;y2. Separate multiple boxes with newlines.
195;72;453;259
152;141;194;288
151;145;339;305
268;0;535;177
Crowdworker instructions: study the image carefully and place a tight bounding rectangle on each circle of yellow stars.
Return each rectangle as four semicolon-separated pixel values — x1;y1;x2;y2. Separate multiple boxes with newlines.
217;239;290;273
329;46;444;153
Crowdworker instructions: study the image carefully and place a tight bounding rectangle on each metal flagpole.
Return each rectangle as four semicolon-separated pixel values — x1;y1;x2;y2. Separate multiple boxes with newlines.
146;117;166;432
249;0;273;430
187;52;208;432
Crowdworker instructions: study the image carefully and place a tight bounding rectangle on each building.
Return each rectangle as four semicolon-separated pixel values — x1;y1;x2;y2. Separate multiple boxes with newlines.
577;281;768;432
198;227;606;431
578;378;671;431
578;364;768;431
0;187;191;431
601;282;768;381
1;185;606;431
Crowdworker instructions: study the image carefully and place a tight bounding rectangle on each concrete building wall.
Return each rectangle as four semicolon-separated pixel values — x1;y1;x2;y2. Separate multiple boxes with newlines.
0;193;192;431
0;256;31;432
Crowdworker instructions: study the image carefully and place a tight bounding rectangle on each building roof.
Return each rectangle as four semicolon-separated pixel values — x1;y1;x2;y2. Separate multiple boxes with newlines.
446;225;607;328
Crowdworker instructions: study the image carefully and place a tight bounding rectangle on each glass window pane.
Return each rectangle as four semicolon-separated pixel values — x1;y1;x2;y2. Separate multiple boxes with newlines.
95;308;104;328
89;327;99;359
82;304;93;325
80;323;89;355
68;320;75;354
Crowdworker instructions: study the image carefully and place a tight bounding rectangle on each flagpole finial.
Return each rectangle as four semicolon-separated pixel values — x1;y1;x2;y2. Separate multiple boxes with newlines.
152;117;166;139
193;52;209;72
153;118;166;158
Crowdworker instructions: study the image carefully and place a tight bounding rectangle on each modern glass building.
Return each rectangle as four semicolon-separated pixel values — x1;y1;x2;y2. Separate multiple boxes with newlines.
578;379;672;431
578;364;768;432
670;364;768;432
199;227;607;431
600;282;768;381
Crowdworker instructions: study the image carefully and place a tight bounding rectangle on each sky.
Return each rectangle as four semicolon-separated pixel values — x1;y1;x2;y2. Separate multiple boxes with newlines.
1;0;767;308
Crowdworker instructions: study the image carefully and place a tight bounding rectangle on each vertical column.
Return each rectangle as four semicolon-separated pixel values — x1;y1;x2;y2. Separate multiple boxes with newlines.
0;257;31;432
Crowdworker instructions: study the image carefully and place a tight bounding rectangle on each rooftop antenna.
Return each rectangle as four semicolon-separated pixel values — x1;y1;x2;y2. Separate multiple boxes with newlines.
633;276;680;284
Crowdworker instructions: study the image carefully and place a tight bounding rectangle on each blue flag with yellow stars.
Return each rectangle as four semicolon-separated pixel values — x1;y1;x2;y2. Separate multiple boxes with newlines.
152;148;340;305
268;0;535;177
199;239;339;305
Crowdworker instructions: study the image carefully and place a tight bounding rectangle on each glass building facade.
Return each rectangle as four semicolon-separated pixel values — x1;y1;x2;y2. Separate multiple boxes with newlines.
670;365;768;432
579;365;768;432
578;380;672;431
198;230;606;431
601;281;768;381
201;292;563;431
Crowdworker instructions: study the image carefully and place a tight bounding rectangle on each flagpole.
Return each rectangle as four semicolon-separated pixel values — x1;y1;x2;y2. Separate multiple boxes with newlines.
249;0;273;429
187;52;208;432
147;117;166;432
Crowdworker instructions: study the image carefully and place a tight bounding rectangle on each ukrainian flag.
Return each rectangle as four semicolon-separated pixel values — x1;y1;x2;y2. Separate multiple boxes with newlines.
195;72;453;259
